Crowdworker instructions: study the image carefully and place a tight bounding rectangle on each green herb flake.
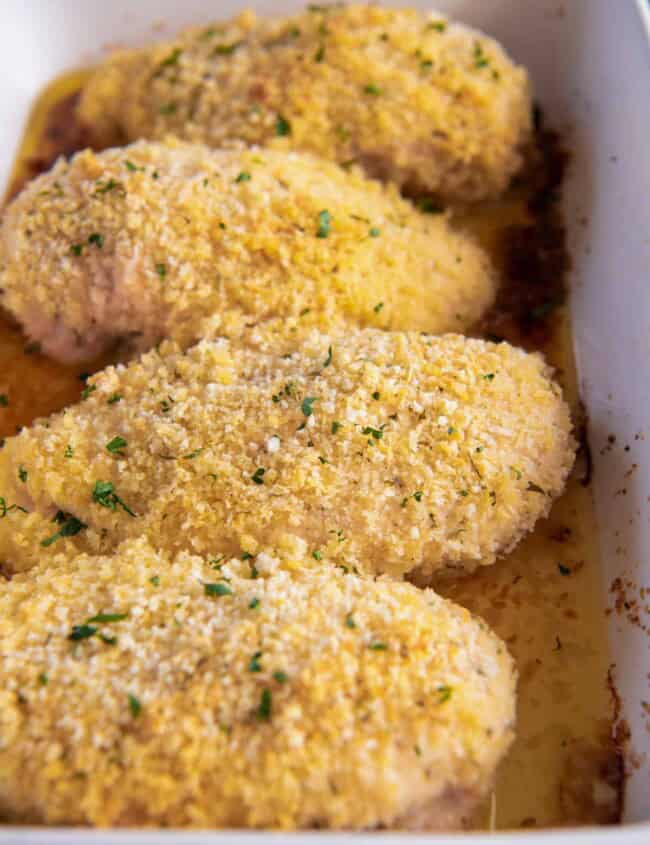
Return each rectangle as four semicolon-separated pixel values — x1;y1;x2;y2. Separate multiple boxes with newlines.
107;393;122;405
273;670;288;683
251;467;266;485
68;624;97;641
331;421;342;434
92;480;136;517
301;396;319;416
183;448;204;460
315;44;326;62
124;160;143;172
369;226;381;237
93;178;125;196
249;596;260;609
437;685;452;703
0;394;8;407
128;693;142;718
473;41;489;69
38;672;49;686
160;47;183;67
150;575;160;586
428;21;447;32
256;688;272;721
18;466;27;483
41;514;87;547
204;582;233;597
312;550;322;560
248;651;263;672
316;209;331;238
558;563;571;576
106;436;127;455
159;102;177;115
323;345;333;367
362;426;383;441
0;497;28;518
87;612;128;624
88;232;104;248
155;263;167;279
364;83;381;95
64;444;74;458
372;391;380;400
345;614;356;629
275;114;292;136
482;373;495;381
212;42;241;56
70;243;84;256
369;642;388;651
81;384;96;400
373;301;384;314
235;171;252;183
418;197;444;214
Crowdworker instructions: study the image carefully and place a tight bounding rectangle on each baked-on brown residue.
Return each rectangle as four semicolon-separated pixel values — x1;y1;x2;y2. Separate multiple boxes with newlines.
479;107;571;351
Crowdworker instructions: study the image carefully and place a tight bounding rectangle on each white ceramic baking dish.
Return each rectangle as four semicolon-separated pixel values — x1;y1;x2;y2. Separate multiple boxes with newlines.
0;0;648;841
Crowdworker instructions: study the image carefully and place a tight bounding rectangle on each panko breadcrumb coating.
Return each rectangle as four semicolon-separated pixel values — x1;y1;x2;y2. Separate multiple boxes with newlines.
78;5;532;203
0;537;516;829
0;139;495;363
0;328;575;579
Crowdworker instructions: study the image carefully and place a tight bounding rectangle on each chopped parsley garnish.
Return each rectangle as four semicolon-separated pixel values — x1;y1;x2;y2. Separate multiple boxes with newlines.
70;243;84;256
155;263;167;279
38;672;48;686
92;480;136;517
312;550;322;560
249;597;260;609
364;83;381;95
160;397;173;413
331;421;342;434
107;393;122;405
0;394;8;406
315;45;325;62
362;426;383;440
183;448;203;459
64;445;74;458
159;102;178;115
437;685;452;703
128;693;142;718
473;41;489;68
418;197;444;214
482;373;495;381
301;396;319;416
323;345;333;367
18;466;27;483
345;614;356;629
150;575;160;586
106;436;127;455
369;227;381;237
369;642;388;651
235;171;252;183
93;178;125;196
124;160;143;172
256;688;272;721
88;232;104;248
251;467;266;485
413;491;423;502
558;563;571;576
373;302;384;314
248;651;263;672
81;384;96;400
275;115;292;136
316;209;331;238
372;391;380;400
428;20;447;32
273;670;288;683
0;497;28;518
41;513;87;547
204;582;233;597
87;612;128;624
69;624;97;641
160;47;183;67
212;42;241;55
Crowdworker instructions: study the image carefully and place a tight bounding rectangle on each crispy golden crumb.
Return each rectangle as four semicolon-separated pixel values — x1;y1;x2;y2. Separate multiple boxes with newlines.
79;5;531;202
0;328;575;579
0;537;516;828
0;140;494;363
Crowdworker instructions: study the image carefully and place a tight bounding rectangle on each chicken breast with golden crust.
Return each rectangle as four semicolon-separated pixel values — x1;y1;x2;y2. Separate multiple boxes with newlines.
0;328;575;580
0;537;516;829
79;5;532;203
0;140;494;364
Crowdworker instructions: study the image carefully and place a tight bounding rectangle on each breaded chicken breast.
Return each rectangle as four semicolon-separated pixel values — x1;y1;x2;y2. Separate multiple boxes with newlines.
79;6;531;203
0;140;494;363
0;329;575;579
0;537;516;829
